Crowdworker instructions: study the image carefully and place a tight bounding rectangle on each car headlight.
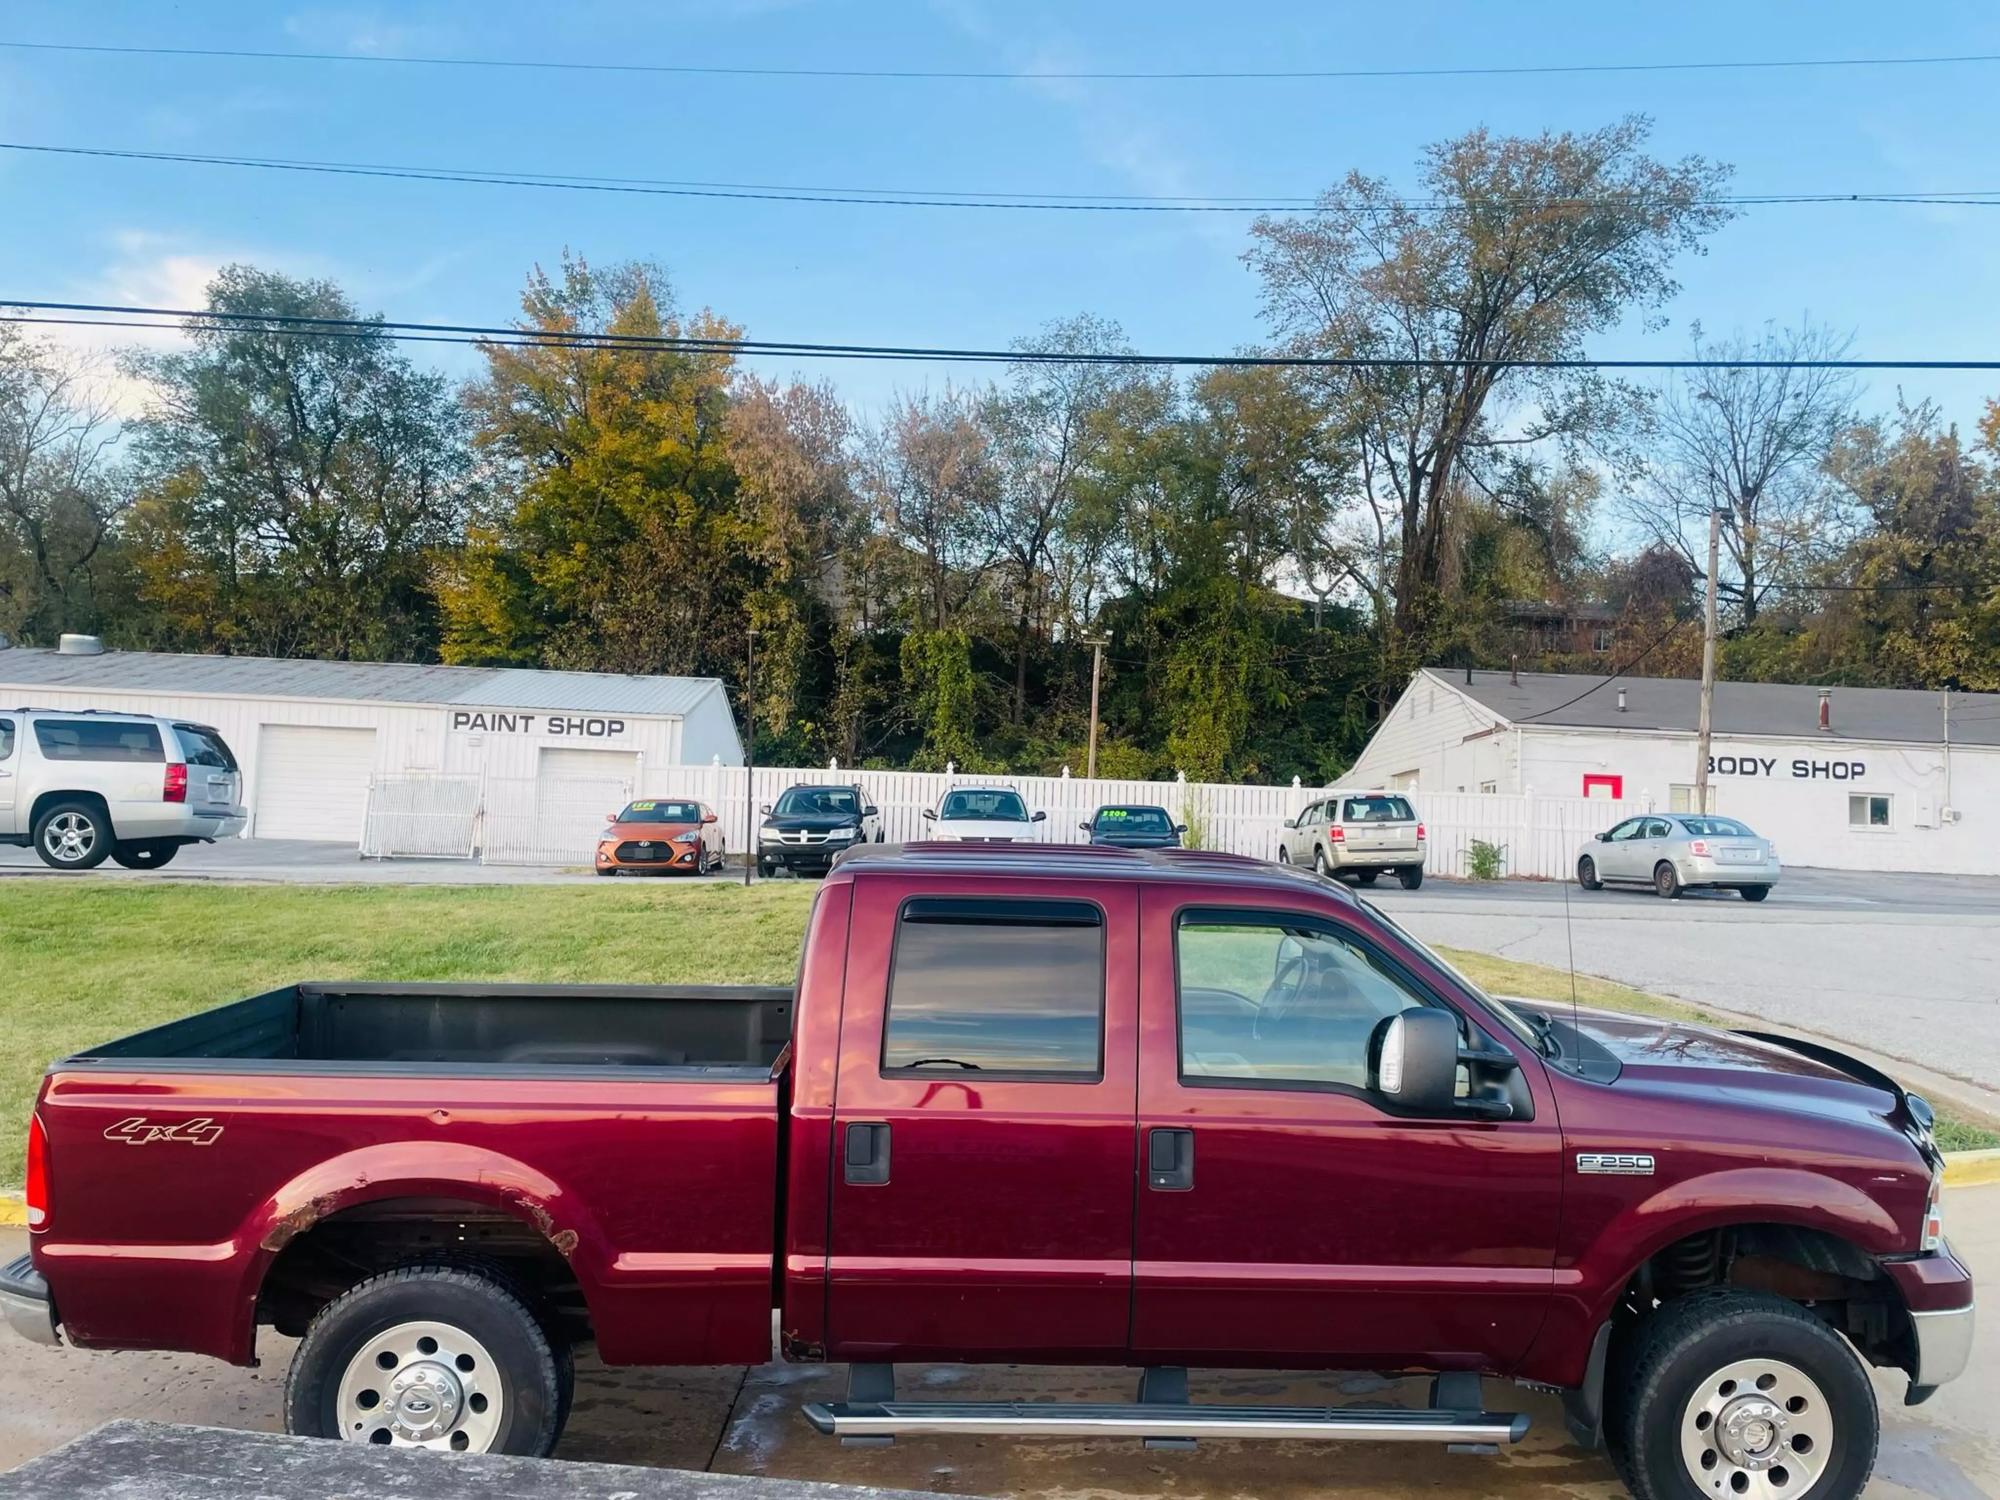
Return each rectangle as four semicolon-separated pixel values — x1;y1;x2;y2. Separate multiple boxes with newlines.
827;825;860;840
759;824;783;842
671;830;701;844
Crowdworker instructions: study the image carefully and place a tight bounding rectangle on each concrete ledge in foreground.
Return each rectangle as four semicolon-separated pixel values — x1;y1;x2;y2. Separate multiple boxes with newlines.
0;1420;979;1500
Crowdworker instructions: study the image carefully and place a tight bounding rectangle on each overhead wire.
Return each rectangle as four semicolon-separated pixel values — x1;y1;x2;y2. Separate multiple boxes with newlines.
6;141;2000;214
10;302;2000;371
5;37;2000;83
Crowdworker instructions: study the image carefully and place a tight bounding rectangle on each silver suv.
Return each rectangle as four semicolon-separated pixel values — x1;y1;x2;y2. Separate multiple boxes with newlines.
0;709;247;870
1277;790;1426;888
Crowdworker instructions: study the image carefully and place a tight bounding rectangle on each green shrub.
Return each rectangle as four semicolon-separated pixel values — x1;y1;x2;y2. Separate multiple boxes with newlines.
1466;839;1507;881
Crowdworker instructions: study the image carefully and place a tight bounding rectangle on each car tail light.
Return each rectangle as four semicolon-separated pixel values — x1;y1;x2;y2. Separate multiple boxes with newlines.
164;764;188;803
1416;822;1427;841
1688;838;1710;856
1328;825;1345;842
25;1114;48;1229
1921;1175;1945;1253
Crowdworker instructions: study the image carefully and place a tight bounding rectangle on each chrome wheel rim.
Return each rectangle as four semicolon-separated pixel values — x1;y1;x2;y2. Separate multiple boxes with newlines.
1679;1357;1833;1498
336;1319;504;1452
45;812;96;862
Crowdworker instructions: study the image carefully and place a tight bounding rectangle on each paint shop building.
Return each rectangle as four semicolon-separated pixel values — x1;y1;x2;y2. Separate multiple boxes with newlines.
1345;668;1999;875
0;641;742;844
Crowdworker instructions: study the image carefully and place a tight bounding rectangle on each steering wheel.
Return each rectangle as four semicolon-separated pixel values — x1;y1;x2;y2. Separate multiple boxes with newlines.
1253;951;1307;1041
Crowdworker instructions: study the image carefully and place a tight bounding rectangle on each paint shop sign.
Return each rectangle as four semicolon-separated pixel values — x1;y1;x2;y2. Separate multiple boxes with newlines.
449;710;628;739
1708;752;1866;780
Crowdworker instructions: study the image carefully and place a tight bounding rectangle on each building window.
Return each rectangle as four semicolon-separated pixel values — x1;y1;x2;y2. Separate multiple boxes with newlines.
882;897;1104;1076
1592;628;1613;653
1479;780;1497;794
1670;784;1717;814
1848;794;1891;830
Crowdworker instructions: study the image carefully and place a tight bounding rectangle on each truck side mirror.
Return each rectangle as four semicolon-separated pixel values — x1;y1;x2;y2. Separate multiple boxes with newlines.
922;808;937;821
1371;1008;1458;1115
1173;824;1188;836
863;805;878;818
1079;820;1091;831
1031;810;1047;823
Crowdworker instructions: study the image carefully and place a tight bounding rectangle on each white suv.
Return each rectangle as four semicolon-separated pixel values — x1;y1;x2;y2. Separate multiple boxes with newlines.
0;709;247;870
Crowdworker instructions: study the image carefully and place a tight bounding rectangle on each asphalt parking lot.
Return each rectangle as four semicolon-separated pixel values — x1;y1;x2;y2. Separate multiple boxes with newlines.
2;1183;1994;1497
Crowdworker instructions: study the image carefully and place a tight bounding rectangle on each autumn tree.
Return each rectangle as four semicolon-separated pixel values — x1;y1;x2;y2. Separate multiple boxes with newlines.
441;257;745;676
0;330;124;643
865;388;999;632
127;266;469;658
1246;116;1731;696
1628;323;1856;624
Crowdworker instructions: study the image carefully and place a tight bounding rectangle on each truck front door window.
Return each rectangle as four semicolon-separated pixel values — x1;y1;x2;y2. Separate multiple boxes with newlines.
1177;921;1425;1090
883;898;1104;1075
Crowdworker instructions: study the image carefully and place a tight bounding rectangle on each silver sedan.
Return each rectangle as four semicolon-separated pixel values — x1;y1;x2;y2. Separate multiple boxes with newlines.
1576;813;1781;901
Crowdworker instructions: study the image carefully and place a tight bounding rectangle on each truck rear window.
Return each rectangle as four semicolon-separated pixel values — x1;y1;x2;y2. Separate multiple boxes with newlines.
883;897;1104;1076
1343;796;1414;823
173;724;238;770
34;719;164;762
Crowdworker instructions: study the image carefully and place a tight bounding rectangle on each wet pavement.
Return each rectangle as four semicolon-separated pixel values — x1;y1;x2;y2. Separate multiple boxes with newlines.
2;1185;1993;1498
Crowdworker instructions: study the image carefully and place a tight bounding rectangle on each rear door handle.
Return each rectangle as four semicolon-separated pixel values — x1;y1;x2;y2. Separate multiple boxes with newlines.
1147;1128;1194;1191
844;1122;891;1186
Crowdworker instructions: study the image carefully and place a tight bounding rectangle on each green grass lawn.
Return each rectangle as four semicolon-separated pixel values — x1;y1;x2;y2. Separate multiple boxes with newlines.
0;879;1990;1188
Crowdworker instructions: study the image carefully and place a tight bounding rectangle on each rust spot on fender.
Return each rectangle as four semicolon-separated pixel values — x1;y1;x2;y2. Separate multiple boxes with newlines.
259;1192;343;1253
548;1228;580;1257
516;1197;579;1259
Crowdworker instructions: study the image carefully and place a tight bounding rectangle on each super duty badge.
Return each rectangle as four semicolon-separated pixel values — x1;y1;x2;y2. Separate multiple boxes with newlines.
1576;1152;1655;1176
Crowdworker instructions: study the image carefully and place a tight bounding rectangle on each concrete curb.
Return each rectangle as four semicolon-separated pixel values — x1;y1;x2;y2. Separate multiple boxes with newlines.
2;1153;1996;1231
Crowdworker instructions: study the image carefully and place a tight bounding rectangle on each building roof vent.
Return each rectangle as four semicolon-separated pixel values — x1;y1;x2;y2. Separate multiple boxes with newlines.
1818;688;1832;732
57;633;105;656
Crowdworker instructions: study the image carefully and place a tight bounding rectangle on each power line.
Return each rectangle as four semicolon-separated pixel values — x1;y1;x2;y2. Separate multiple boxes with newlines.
11;301;2000;372
9;141;2000;216
1514;615;1700;722
5;37;2000;83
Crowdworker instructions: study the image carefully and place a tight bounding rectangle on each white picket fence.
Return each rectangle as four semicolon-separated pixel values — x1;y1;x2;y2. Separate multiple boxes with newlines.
361;762;1650;879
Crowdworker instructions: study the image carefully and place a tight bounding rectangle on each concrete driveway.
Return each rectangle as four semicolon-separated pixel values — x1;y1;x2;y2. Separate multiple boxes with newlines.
3;1183;1995;1496
1378;868;2000;1096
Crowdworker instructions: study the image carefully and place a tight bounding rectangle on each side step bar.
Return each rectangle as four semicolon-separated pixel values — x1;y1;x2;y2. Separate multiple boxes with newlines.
801;1400;1530;1445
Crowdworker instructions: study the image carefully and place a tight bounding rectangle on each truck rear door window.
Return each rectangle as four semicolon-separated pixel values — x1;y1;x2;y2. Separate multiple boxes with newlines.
33;719;164;762
883;897;1104;1076
1176;917;1430;1089
172;724;238;769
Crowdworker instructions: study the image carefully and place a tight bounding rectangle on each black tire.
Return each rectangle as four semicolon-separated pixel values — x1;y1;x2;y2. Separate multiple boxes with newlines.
1276;846;1291;864
1578;855;1603;891
1312;847;1330;878
1740;885;1771;903
1355;870;1379;885
1398;865;1424;890
110;839;179;870
595;864;618;877
1655;861;1683;900
285;1263;566;1457
32;799;112;870
1613;1287;1876;1500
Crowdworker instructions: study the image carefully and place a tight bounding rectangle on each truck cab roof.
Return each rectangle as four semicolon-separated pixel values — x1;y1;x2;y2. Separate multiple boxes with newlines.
829;839;1361;904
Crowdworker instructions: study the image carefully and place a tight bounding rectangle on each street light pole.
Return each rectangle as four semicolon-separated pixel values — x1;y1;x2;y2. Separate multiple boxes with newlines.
1083;633;1111;781
742;627;758;888
1694;506;1723;815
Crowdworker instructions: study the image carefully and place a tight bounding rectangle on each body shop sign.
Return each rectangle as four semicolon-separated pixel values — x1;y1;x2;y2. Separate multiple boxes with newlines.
450;710;627;738
1708;753;1865;780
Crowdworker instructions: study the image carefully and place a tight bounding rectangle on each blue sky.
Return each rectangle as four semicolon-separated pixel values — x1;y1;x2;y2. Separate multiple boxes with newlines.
3;0;1999;429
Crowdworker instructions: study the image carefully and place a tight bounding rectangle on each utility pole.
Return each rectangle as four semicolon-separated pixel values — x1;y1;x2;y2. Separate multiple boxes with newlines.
1083;633;1111;780
742;627;758;887
1694;506;1723;815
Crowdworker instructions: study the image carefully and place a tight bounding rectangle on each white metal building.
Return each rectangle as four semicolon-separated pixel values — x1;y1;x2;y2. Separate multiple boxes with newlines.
0;643;742;844
1345;668;2000;875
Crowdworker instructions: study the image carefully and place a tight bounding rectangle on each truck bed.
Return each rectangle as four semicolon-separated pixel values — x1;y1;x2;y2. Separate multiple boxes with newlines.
65;980;794;1074
34;981;794;1369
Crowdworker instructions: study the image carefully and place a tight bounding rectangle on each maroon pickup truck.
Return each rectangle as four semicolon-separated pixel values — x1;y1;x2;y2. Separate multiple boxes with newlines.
3;845;1972;1499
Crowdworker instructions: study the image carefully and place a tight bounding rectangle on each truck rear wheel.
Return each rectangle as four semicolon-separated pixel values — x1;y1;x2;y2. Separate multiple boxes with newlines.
1398;865;1424;889
285;1263;569;1457
110;839;179;870
1615;1288;1875;1500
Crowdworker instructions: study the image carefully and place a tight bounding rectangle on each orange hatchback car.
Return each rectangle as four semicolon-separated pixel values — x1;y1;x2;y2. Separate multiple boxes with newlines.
595;798;725;876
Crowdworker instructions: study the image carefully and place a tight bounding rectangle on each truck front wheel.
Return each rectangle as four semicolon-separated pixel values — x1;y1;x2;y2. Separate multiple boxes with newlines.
1615;1288;1876;1500
285;1263;569;1457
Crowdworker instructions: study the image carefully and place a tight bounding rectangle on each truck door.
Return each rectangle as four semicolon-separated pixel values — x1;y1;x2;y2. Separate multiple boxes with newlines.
826;877;1139;1361
1131;889;1562;1369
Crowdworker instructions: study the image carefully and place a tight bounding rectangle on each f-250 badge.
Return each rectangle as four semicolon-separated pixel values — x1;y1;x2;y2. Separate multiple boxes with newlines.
103;1116;224;1147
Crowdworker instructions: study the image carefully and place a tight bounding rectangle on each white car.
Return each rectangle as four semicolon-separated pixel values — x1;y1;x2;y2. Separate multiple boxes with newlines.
921;785;1047;843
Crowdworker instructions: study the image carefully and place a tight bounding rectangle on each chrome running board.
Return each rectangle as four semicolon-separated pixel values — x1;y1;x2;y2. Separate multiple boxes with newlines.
801;1400;1530;1445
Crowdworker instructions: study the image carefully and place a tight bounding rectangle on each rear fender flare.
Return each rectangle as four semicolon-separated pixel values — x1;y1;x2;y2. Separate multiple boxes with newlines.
232;1142;607;1356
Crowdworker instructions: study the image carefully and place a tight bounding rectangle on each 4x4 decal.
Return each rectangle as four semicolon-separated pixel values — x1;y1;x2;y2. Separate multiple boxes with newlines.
103;1116;224;1147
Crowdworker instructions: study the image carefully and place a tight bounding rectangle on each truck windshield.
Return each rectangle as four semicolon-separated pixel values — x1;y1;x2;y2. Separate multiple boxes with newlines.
939;789;1028;822
775;787;861;816
1360;898;1543;1052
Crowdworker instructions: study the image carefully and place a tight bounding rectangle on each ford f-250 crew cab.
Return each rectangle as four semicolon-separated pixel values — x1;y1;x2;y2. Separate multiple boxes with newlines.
2;844;1972;1499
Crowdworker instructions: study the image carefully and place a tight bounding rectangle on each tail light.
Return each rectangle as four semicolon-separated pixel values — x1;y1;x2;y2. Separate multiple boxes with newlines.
1328;825;1345;842
1416;822;1427;841
164;764;188;803
1687;839;1710;856
1921;1175;1945;1253
25;1114;48;1229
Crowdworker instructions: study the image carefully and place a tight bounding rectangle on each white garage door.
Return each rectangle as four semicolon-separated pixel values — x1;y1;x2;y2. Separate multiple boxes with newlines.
254;725;378;842
536;747;640;790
